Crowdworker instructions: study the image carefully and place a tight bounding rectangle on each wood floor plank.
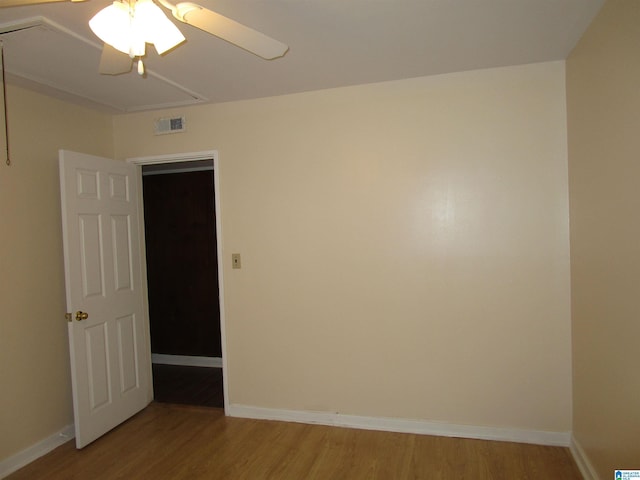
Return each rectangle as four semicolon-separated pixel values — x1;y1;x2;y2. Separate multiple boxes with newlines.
152;365;224;408
6;403;583;480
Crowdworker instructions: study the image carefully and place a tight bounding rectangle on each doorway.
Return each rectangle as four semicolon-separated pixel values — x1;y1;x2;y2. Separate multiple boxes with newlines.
129;151;227;410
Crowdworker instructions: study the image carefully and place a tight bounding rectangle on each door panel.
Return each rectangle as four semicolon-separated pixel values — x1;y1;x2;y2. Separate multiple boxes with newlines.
60;150;151;449
111;215;133;292
78;214;104;298
85;323;111;410
117;313;139;393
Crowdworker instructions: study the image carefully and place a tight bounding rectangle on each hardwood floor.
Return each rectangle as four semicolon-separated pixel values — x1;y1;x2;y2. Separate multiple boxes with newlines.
7;403;583;480
152;364;224;408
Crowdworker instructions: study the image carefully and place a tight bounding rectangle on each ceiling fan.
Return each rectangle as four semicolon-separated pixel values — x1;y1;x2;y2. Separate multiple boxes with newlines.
0;0;289;75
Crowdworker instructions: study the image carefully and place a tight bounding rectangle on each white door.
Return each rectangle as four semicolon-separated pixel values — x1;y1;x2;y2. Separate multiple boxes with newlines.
59;150;152;449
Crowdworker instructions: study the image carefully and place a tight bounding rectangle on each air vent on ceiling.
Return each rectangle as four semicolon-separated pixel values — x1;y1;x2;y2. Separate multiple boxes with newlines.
154;115;186;135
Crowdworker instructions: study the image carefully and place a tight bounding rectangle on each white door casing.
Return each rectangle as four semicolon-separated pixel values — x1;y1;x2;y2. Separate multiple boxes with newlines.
59;150;152;449
128;150;228;412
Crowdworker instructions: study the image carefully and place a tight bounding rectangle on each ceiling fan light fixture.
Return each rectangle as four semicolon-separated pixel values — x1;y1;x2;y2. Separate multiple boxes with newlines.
89;1;132;55
89;0;185;59
133;0;185;54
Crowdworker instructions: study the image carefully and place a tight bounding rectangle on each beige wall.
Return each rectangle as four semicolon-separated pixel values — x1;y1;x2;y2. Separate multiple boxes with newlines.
0;85;113;460
567;0;640;477
115;61;572;432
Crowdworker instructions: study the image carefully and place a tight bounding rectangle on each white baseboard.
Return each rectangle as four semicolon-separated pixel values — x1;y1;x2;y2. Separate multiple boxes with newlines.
227;404;571;447
570;435;600;480
0;424;74;479
151;354;222;368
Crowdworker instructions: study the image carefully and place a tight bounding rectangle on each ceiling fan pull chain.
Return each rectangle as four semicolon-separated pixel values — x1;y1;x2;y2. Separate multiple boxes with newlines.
0;42;10;167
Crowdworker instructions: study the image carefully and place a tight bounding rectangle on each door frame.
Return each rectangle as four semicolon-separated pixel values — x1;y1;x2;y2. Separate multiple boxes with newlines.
127;150;228;412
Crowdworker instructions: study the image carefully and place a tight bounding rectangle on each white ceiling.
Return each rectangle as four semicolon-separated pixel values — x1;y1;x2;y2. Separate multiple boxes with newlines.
0;0;604;113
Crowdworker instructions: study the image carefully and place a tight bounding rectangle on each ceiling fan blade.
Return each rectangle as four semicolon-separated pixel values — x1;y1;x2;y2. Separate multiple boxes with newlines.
173;3;288;60
99;44;133;75
0;0;84;7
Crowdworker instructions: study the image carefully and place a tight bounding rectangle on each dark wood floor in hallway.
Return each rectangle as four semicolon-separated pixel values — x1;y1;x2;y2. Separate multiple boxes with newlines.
7;403;583;480
152;364;224;408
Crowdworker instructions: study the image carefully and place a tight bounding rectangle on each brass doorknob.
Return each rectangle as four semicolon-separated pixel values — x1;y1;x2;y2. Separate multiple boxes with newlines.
75;311;89;321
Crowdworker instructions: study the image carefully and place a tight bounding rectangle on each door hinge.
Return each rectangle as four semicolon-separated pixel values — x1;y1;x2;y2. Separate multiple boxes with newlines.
65;312;72;322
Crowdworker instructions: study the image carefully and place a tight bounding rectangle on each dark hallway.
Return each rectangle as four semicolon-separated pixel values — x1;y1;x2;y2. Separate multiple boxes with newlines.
143;160;223;410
